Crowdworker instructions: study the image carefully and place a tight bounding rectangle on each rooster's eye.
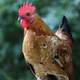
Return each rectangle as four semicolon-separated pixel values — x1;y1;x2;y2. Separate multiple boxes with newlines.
26;12;30;16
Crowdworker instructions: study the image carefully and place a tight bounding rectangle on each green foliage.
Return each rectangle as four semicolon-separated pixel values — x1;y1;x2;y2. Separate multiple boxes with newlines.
0;0;80;80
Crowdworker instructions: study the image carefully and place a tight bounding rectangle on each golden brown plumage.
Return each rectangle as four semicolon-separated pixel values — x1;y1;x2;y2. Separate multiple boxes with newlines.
22;16;73;80
22;30;69;80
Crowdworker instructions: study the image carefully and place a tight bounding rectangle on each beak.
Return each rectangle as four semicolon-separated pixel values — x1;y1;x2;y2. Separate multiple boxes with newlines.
18;16;22;21
18;16;25;21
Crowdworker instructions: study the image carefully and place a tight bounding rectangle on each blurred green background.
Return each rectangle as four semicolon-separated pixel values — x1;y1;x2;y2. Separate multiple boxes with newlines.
0;0;80;80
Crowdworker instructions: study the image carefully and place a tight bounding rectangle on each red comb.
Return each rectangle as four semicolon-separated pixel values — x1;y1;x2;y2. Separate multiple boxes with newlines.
18;2;36;16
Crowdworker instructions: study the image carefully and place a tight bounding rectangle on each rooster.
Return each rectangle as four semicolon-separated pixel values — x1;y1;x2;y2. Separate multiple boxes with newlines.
18;2;73;80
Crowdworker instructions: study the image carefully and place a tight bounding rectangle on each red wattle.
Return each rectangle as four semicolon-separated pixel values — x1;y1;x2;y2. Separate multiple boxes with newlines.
20;19;29;28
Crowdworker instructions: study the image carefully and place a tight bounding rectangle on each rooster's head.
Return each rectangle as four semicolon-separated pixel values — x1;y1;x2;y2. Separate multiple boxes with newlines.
18;2;36;29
